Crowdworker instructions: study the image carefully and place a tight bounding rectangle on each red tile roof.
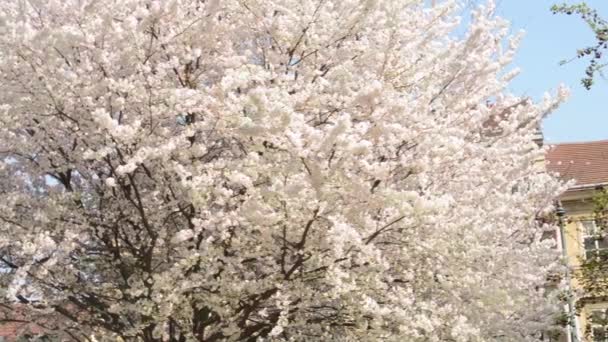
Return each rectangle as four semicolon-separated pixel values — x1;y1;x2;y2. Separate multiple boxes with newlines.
0;321;44;341
546;140;608;187
0;304;54;341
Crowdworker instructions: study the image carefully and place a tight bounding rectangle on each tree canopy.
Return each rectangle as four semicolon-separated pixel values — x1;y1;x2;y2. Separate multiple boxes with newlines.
552;2;608;89
0;0;566;340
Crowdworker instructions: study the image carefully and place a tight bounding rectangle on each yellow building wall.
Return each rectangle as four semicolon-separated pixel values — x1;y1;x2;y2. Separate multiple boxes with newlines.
561;202;592;269
561;191;608;341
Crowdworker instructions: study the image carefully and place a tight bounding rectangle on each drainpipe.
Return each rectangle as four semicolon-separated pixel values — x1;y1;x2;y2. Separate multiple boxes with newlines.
556;202;580;342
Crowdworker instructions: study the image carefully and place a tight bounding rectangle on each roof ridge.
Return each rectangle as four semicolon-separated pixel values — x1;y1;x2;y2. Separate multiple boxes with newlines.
548;139;608;146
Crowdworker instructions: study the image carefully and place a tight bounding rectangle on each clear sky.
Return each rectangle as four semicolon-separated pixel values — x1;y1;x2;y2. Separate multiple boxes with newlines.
491;0;608;143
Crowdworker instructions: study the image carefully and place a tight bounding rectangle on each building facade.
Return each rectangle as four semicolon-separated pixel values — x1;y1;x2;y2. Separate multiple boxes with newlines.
547;140;608;342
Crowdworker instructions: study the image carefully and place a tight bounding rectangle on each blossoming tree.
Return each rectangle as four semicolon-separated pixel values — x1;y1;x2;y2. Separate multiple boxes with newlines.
0;0;568;340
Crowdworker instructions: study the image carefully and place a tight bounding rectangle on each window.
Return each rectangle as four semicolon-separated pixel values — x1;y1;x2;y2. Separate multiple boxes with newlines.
591;309;608;341
582;220;608;261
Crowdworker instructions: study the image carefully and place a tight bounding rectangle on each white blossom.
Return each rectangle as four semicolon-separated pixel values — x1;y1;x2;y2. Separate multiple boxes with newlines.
0;0;566;340
171;230;195;244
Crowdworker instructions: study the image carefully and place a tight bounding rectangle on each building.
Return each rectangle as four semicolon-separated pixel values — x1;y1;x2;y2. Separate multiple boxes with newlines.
547;139;608;341
0;310;48;342
0;303;70;342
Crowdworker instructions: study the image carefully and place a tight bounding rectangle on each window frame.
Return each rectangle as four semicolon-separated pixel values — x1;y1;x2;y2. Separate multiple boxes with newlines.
581;219;608;261
590;307;608;342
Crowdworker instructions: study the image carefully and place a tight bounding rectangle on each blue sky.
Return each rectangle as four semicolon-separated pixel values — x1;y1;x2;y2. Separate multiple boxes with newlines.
491;0;608;143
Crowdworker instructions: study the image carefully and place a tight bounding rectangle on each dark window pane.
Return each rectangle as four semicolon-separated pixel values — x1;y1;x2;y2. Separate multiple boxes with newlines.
592;327;606;341
586;237;598;251
599;249;608;262
599;237;608;249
